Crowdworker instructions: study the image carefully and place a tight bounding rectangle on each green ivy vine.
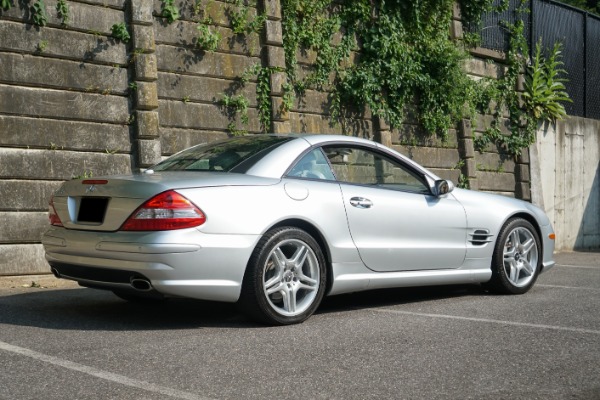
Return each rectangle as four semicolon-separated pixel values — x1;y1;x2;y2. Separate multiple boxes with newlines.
278;0;484;138
7;0;570;157
56;0;69;26
471;1;571;155
111;22;130;43
32;0;48;26
275;0;569;156
226;0;266;35
192;0;570;152
161;0;180;23
196;19;221;51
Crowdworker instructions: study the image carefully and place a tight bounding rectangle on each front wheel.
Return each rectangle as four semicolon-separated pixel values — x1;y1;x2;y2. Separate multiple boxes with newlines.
239;227;327;325
485;218;542;294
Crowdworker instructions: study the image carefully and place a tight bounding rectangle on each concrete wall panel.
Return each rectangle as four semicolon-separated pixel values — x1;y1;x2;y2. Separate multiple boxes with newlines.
0;148;131;180
157;72;258;105
0;244;49;276
0;0;125;34
154;20;261;56
532;117;600;250
0;212;48;243
0;181;63;211
0;85;129;123
289;112;372;137
394;146;460;169
156;44;260;79
0;53;128;94
158;99;262;132
161;128;228;155
0;20;128;65
0;116;131;152
476;171;516;192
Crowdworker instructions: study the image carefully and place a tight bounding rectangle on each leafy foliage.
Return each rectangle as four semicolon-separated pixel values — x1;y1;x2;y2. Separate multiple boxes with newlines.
220;94;250;135
32;0;48;26
470;2;571;155
190;0;570;155
2;0;13;10
196;21;221;51
473;14;536;155
161;0;180;24
56;0;69;26
37;40;49;52
523;41;571;123
227;0;266;35
280;0;478;137
111;23;130;43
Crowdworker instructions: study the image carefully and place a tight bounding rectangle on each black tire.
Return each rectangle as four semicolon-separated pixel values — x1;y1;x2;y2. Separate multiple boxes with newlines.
485;218;542;294
112;290;165;303
239;227;327;325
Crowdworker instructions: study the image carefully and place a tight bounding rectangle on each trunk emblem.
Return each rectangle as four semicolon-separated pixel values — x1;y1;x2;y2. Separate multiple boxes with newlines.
86;185;97;193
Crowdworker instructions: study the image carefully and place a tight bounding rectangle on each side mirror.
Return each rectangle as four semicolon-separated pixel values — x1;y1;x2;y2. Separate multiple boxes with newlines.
433;179;453;196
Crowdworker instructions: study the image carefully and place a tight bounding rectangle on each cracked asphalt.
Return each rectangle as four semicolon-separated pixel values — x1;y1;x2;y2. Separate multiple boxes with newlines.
0;252;599;399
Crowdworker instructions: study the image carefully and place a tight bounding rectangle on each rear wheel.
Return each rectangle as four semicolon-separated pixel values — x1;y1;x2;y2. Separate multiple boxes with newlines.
239;227;327;325
485;218;541;294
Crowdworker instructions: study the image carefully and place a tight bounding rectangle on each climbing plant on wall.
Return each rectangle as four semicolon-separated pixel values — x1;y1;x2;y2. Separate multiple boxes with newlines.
4;0;569;155
274;0;569;155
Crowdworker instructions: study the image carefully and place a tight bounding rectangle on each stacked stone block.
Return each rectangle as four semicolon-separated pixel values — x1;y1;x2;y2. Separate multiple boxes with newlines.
0;0;132;274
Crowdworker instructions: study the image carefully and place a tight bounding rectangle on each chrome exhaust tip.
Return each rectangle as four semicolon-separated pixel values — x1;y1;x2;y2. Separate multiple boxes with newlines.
130;278;152;292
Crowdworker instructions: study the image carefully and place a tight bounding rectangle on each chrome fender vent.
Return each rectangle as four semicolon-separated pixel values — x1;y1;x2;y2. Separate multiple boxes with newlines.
469;229;493;246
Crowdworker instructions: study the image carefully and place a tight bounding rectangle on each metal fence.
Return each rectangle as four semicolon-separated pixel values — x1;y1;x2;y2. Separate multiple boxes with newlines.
470;0;600;120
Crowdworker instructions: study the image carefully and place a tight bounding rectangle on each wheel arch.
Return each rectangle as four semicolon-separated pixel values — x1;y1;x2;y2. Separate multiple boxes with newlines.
503;211;544;260
267;218;334;295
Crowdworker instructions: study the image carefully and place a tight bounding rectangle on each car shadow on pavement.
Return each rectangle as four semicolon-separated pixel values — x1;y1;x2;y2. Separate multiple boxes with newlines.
317;284;487;316
0;283;488;330
0;287;258;330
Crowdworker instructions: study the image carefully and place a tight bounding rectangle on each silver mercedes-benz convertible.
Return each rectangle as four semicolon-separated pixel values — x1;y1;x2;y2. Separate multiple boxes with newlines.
43;134;556;325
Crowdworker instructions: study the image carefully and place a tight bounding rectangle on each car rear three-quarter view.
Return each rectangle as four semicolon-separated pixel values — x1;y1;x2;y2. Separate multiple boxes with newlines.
43;134;556;325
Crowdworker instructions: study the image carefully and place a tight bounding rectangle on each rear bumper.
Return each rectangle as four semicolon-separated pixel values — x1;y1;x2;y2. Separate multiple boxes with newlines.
43;227;260;302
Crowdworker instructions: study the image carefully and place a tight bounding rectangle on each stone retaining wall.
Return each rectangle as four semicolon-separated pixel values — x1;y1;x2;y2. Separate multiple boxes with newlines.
0;0;532;275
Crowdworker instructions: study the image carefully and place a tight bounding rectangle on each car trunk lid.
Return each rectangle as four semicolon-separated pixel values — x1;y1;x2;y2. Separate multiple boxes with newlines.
50;172;278;231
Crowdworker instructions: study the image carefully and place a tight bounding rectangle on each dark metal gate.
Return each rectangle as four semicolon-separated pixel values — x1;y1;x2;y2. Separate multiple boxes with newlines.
470;0;600;120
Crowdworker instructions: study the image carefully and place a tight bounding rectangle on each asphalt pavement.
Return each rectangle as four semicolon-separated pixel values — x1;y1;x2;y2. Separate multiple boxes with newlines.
0;251;599;399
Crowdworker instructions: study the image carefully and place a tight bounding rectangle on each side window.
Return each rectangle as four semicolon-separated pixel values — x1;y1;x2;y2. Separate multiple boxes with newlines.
323;146;430;194
287;149;336;181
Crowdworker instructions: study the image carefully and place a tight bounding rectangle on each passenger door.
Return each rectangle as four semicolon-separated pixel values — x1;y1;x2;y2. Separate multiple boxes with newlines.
323;145;467;272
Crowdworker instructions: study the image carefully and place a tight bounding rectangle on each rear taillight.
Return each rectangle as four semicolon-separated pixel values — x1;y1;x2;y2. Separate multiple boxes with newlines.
120;190;206;231
48;196;63;227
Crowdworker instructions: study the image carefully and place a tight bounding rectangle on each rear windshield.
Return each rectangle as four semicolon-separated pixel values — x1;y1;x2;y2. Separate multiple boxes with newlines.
152;136;292;173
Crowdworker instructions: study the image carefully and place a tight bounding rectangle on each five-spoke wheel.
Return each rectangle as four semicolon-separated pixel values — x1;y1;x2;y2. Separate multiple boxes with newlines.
486;218;541;294
262;238;320;316
240;227;326;325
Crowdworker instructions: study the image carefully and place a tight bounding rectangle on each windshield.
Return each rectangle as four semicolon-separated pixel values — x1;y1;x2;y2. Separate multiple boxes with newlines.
152;136;292;173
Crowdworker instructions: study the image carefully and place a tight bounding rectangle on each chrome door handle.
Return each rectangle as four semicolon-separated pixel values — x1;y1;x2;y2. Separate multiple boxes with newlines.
350;197;373;209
